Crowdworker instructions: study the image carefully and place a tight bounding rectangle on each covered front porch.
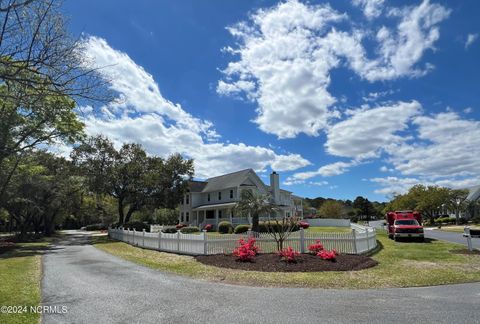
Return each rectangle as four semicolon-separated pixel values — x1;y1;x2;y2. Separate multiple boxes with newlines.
192;203;250;229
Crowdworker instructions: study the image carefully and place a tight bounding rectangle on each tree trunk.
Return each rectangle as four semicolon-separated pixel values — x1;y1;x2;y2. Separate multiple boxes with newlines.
455;208;459;225
117;197;125;225
124;204;137;224
251;213;259;232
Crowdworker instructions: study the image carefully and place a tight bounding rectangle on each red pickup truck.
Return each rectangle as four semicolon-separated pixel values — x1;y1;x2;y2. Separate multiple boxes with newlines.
386;211;424;241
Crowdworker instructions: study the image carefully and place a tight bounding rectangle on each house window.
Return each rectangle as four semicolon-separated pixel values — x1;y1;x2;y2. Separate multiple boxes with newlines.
230;189;233;199
218;192;222;200
219;210;222;218
186;194;189;205
207;193;210;202
186;212;189;222
181;212;184;222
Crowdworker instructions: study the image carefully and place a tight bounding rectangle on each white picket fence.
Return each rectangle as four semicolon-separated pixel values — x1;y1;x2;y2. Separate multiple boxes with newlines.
108;224;377;256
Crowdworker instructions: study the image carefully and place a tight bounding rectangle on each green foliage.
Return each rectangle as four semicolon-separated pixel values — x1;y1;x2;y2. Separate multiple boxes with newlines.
234;224;250;234
161;227;178;234
71;135;194;225
123;221;149;232
154;208;179;225
385;184;464;224
218;221;233;234
180;226;200;234
318;200;345;218
234;189;278;232
85;223;108;231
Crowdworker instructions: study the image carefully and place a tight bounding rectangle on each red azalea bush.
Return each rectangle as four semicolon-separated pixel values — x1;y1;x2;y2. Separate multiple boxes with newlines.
298;221;310;229
278;246;300;263
233;237;259;262
203;224;214;232
308;240;324;254
176;224;186;230
0;241;15;253
317;249;338;261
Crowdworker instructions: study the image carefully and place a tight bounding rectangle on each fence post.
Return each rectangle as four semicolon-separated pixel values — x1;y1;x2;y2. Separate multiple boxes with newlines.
247;229;252;238
177;231;180;252
158;230;162;250
365;228;370;251
300;228;305;253
142;229;145;247
133;229;136;246
203;230;208;255
352;229;357;254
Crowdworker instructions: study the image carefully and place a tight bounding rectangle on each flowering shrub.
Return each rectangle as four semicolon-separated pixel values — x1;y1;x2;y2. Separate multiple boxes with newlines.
278;246;300;263
307;240;324;254
0;241;15;253
203;224;214;232
298;221;310;229
317;249;338;261
233;238;259;262
175;224;185;230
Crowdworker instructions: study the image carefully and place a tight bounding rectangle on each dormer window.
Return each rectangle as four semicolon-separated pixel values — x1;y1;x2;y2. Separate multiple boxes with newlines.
230;189;234;199
218;192;222;200
186;194;189;205
207;193;210;202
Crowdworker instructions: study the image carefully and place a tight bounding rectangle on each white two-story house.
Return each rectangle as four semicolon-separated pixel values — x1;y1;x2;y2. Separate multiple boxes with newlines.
178;169;303;228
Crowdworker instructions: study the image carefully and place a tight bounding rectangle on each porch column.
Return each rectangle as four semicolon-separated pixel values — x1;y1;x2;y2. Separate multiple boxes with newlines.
196;211;199;226
229;208;233;223
215;209;219;227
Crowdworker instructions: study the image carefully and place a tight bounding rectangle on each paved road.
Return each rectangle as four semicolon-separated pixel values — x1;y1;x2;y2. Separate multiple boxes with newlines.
425;228;480;250
42;231;480;324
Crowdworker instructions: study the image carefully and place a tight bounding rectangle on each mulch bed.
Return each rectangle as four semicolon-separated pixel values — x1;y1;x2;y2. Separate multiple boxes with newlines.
450;249;480;256
195;253;378;272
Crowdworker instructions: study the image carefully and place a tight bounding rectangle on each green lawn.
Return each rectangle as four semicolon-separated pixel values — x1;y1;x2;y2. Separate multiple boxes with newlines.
437;225;480;233
94;232;480;289
0;239;51;324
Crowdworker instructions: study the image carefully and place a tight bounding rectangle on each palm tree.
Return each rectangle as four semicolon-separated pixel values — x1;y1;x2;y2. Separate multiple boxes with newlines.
234;189;277;232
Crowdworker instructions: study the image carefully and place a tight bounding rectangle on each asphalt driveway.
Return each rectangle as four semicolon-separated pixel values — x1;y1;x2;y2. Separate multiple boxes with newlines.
42;231;480;324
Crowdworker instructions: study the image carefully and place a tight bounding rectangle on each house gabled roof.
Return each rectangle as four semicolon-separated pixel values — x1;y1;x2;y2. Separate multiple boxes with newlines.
467;185;480;201
201;169;253;192
187;180;207;192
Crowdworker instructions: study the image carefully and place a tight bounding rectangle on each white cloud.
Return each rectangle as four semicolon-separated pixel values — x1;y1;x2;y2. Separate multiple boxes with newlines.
218;0;449;139
370;176;422;195
352;0;384;19
325;101;421;159
465;33;478;49
463;107;473;114
285;160;359;183
371;176;480;196
386;112;480;179
79;36;310;179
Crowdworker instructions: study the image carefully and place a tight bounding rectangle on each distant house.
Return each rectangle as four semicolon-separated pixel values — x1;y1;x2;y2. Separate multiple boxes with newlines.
178;169;303;228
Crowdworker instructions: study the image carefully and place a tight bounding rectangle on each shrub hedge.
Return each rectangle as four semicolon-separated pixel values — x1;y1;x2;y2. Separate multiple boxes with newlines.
234;224;250;234
124;221;150;232
218;221;233;234
85;223;108;231
161;227;178;234
180;226;200;234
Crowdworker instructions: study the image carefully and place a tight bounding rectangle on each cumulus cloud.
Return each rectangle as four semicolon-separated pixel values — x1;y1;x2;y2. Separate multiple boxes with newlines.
285;160;359;183
218;0;449;139
371;176;480;196
387;112;480;178
465;33;478;49
352;0;384;19
325;101;421;159
79;36;310;178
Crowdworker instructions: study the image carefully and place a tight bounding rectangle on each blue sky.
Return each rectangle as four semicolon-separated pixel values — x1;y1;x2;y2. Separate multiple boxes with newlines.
62;0;480;201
